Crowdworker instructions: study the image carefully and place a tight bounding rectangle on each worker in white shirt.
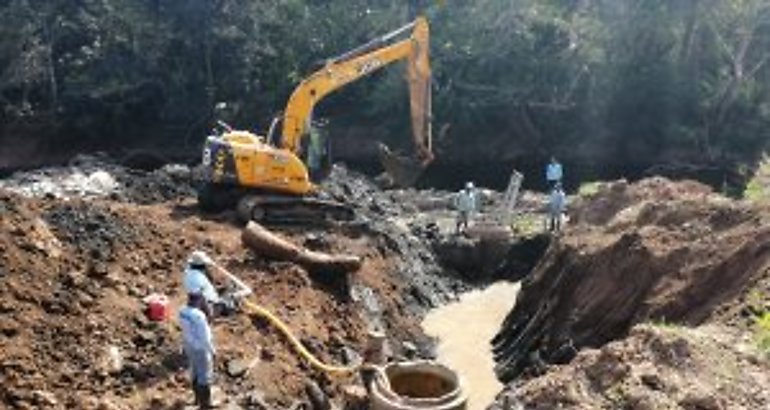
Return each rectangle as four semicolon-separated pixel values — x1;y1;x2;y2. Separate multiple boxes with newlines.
548;184;567;232
454;181;478;234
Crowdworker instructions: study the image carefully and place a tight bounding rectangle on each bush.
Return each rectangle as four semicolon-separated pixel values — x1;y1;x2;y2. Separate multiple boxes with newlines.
577;181;602;198
754;311;770;355
743;155;770;202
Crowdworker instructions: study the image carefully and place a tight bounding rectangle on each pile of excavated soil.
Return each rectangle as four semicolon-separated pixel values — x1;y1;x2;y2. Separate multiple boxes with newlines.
0;171;446;409
321;165;465;309
494;324;770;409
493;177;770;382
0;154;195;204
568;177;714;226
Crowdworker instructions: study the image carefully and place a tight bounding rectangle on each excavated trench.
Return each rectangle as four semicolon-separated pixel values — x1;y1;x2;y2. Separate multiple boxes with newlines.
0;159;463;408
483;177;770;407
422;282;520;410
416;233;552;410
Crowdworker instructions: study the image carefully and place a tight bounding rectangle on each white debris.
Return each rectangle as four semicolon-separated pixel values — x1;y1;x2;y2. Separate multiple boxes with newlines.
1;154;195;202
88;170;118;193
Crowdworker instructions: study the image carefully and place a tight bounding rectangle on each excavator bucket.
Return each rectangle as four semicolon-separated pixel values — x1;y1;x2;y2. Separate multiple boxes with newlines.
378;142;426;188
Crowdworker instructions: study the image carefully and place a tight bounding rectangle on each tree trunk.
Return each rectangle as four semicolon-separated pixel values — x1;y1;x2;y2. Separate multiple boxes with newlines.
241;221;361;274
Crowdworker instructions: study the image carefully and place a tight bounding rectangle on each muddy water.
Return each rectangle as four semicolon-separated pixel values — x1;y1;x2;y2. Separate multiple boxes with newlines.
422;282;520;410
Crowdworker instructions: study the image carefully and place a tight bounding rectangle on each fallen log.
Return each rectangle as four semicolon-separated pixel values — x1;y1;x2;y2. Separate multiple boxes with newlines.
241;221;362;274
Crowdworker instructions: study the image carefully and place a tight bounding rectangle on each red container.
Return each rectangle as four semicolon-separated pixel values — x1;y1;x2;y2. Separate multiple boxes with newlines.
145;294;169;322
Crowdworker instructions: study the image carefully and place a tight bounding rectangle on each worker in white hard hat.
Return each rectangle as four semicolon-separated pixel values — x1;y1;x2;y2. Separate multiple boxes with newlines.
454;181;478;235
179;289;219;408
183;250;252;319
183;251;220;318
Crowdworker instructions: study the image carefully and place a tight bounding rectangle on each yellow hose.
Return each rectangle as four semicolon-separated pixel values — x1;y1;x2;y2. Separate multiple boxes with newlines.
242;300;360;375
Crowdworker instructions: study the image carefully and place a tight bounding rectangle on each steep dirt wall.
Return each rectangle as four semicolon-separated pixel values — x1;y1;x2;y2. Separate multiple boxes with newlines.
492;178;770;382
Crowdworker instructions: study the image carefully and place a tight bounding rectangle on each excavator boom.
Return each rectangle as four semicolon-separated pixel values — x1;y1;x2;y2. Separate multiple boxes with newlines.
280;17;433;184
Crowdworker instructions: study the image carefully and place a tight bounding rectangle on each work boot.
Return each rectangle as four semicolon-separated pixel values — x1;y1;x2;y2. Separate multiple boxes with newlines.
198;385;220;409
192;384;204;407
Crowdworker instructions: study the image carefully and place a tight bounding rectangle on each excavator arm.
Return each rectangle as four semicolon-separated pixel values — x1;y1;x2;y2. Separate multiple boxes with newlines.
279;17;433;177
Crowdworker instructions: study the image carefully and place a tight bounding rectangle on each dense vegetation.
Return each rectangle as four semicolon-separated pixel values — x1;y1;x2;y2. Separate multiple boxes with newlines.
1;0;769;175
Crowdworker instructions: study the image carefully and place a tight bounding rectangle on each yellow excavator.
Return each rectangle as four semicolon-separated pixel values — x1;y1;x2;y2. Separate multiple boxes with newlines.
197;17;433;223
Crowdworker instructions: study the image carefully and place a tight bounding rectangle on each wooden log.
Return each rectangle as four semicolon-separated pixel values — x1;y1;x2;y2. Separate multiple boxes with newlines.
241;221;362;274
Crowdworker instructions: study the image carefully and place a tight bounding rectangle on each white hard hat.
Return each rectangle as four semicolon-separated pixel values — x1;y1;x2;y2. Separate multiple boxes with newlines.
465;181;474;189
187;251;212;267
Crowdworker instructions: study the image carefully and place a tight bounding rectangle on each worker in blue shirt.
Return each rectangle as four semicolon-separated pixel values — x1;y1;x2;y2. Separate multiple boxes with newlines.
179;290;218;408
545;156;563;188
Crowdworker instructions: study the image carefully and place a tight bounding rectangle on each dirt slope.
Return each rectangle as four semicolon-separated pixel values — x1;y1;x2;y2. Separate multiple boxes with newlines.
494;324;770;409
492;178;770;382
0;162;454;410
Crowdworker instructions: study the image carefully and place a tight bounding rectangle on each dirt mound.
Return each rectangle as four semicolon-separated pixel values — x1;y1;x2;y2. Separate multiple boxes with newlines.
493;324;770;409
115;165;196;204
0;187;436;409
322;165;464;310
492;177;770;382
570;177;713;226
43;202;139;261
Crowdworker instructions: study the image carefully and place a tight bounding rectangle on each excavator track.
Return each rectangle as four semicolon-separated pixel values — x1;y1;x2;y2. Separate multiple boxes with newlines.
197;183;354;225
235;194;354;225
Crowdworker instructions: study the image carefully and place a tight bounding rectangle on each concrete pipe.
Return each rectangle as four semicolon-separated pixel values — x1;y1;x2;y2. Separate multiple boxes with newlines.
370;361;466;410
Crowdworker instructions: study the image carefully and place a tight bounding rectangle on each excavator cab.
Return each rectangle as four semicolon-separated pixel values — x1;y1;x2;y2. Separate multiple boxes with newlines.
304;120;333;183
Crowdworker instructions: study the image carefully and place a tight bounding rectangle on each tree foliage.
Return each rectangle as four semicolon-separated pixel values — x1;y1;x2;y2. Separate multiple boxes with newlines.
1;0;769;168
